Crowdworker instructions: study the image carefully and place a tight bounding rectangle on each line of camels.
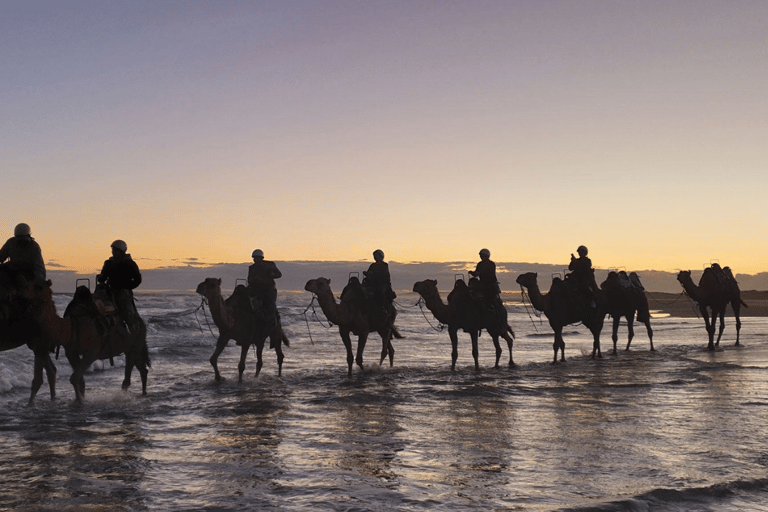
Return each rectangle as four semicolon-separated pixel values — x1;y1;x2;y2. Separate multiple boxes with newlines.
0;264;747;404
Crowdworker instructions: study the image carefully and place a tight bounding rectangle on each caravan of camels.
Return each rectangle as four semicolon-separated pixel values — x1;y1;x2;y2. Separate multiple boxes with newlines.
0;248;748;404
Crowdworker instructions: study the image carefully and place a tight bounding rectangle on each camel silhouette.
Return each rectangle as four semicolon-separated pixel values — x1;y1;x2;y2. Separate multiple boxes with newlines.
304;277;399;376
600;271;654;353
196;278;288;381
677;266;747;350
516;272;605;363
412;279;514;370
29;280;150;403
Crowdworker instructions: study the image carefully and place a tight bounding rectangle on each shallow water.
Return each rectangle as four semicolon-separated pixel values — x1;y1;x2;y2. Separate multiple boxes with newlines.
1;289;767;511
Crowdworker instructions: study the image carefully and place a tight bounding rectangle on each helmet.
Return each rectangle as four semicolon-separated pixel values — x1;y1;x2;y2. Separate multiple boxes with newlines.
479;248;491;258
373;249;384;261
14;223;31;237
252;249;264;259
111;239;128;253
577;245;588;256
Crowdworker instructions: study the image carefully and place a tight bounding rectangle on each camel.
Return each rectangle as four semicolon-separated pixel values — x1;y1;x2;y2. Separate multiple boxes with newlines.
677;266;747;350
29;280;150;403
0;272;57;404
515;272;605;363
412;279;515;370
196;278;289;381
304;277;399;376
600;271;654;353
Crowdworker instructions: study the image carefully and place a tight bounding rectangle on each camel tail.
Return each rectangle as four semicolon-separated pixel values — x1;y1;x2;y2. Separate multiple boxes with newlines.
392;326;405;339
507;324;515;338
741;299;748;308
282;333;290;347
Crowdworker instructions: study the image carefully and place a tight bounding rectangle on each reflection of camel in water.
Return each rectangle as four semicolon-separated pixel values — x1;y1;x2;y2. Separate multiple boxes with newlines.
412;279;514;370
30;280;150;403
196;278;288;381
600;271;654;353
516;272;605;363
304;277;399;376
0;272;57;404
677;267;747;350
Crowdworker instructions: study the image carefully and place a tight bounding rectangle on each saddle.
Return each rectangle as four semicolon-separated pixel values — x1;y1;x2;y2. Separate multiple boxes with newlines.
64;285;123;336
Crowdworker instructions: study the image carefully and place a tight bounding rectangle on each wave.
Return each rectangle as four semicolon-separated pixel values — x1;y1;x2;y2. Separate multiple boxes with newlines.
558;477;768;512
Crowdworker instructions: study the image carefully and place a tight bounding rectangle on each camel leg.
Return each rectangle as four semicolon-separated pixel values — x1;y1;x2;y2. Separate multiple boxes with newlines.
209;335;229;382
702;306;715;350
254;339;264;378
471;331;479;370
502;332;514;366
492;334;502;368
553;326;565;363
272;330;285;377
387;336;394;367
237;343;249;383
122;351;135;391
29;352;45;406
644;320;655;351
379;329;390;366
591;328;602;359
65;350;85;403
44;352;57;400
734;308;742;347
355;332;369;370
611;316;620;354
449;327;459;371
340;329;354;376
716;310;726;347
625;317;635;352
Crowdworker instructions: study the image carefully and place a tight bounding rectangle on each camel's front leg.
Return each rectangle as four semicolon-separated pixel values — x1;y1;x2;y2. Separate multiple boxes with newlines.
29;349;55;405
378;329;391;366
715;310;726;347
448;327;459;371
502;331;514;366
271;329;285;376
703;307;715;350
734;312;742;346
209;335;231;382
340;328;354;376
491;334;502;368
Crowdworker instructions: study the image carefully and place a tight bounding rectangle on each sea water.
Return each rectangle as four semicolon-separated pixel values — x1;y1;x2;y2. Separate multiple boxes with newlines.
1;288;767;511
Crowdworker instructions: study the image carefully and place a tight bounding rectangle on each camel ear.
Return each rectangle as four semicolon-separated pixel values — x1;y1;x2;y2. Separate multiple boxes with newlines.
46;279;52;287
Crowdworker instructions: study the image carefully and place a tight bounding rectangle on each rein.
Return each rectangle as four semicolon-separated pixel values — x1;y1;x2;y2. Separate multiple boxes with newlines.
416;296;444;332
519;285;542;332
302;294;333;345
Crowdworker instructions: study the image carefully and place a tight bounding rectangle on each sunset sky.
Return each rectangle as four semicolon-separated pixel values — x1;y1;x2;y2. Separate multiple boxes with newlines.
3;1;767;275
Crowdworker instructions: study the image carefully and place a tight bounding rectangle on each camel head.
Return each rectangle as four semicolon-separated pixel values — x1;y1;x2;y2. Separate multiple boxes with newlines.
27;279;55;313
515;272;538;289
196;278;222;298
676;270;691;285
305;277;331;295
412;279;438;297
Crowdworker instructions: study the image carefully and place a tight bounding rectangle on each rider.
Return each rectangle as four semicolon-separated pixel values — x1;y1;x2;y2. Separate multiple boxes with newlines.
247;249;282;327
0;223;46;283
568;245;597;307
468;248;501;308
362;249;396;311
97;239;143;333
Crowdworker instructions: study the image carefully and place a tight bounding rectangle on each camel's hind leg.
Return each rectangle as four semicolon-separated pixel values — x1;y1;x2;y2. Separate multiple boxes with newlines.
553;327;565;363
209;336;229;382
29;349;56;405
237;343;249;383
355;332;368;370
611;316;620;354
471;332;479;370
340;329;354;376
254;339;265;378
624;317;635;352
502;331;514;366
644;320;654;351
379;330;394;367
271;330;285;377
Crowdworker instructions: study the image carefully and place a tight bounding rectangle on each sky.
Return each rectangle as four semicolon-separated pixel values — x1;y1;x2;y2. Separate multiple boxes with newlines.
3;1;767;276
